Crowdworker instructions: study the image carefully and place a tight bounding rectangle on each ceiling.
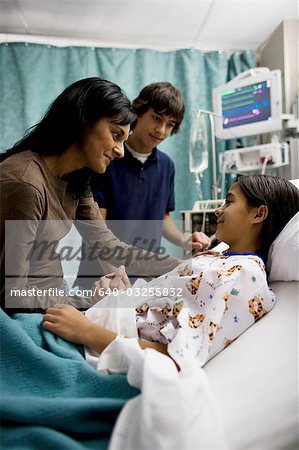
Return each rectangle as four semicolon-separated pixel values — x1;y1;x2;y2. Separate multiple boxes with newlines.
0;0;298;51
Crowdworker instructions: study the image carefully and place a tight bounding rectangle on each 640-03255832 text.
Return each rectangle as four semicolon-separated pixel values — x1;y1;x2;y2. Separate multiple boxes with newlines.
10;287;184;298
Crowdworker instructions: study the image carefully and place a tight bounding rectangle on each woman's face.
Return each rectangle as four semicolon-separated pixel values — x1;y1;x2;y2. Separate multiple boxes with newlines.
215;182;255;248
79;117;130;173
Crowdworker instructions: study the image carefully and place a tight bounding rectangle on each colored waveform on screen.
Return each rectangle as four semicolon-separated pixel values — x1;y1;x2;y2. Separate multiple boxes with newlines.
221;80;271;128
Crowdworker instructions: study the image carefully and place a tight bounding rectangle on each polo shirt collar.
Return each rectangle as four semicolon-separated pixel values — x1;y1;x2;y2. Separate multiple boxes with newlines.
124;143;159;165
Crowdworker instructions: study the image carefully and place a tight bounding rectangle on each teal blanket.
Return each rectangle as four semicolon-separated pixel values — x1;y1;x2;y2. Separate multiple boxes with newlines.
0;309;139;449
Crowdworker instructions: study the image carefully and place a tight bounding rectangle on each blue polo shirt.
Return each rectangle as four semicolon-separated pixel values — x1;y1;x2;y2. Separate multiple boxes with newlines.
91;146;175;251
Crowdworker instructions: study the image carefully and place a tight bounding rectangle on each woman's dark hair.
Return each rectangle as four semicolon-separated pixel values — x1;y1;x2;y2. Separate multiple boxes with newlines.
132;82;185;134
1;77;136;162
238;175;299;262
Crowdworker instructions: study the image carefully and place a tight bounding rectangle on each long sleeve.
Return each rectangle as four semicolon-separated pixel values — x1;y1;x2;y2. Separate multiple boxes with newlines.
1;150;178;312
74;195;179;278
135;254;276;369
1;181;95;312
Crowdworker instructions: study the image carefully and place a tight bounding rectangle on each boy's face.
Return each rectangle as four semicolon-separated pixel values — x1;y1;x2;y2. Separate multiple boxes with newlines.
131;107;177;152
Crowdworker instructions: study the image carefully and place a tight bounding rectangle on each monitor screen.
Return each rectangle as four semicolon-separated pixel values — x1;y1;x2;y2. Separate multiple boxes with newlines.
213;69;282;140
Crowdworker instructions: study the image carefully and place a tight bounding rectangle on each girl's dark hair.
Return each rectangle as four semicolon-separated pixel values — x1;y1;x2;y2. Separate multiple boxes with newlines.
1;77;136;161
132;82;185;134
238;175;299;262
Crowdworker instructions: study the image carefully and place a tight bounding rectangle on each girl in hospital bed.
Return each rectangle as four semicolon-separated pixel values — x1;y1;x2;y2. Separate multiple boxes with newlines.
43;175;299;369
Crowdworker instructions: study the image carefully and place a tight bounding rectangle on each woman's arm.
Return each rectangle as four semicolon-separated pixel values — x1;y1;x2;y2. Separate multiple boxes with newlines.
43;305;168;356
1;182;100;312
74;195;179;278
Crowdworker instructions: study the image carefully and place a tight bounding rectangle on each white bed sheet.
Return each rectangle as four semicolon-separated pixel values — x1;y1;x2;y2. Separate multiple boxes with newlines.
205;281;299;450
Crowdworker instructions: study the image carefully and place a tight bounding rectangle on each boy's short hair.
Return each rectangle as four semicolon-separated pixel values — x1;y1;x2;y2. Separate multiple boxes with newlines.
132;82;185;134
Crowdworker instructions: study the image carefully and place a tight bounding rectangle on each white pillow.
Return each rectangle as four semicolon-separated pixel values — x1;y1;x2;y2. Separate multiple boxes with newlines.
289;179;299;189
267;212;299;281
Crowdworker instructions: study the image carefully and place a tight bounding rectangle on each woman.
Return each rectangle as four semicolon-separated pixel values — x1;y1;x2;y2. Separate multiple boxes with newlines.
0;77;179;313
43;175;299;369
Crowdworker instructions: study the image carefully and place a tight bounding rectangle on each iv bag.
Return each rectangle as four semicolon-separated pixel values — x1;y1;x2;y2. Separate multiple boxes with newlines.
189;112;209;175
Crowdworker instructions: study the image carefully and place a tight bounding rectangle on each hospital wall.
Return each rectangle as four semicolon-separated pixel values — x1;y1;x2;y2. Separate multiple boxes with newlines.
258;19;299;180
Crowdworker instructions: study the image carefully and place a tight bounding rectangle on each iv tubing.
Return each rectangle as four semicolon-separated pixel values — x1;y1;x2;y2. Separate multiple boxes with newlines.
208;114;218;200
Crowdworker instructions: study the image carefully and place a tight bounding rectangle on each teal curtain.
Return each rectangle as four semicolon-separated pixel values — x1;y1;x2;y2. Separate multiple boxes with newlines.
0;43;256;214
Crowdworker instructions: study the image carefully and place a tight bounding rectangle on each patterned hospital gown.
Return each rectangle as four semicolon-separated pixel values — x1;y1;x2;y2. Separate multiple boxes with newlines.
135;252;275;368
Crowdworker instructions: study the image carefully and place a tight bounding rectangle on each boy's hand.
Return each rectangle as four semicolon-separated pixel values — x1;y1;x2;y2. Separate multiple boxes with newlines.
183;231;211;252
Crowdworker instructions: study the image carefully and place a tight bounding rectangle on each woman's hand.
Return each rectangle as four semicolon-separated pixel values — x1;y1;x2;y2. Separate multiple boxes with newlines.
43;305;93;345
91;265;131;301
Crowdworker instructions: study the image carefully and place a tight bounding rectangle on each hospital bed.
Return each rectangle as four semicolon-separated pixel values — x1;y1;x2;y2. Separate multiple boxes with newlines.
1;190;298;450
205;203;298;449
86;208;299;450
2;282;297;450
206;279;298;450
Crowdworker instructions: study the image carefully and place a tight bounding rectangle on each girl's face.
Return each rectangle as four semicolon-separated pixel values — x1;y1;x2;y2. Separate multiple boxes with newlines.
215;182;256;249
79;117;130;173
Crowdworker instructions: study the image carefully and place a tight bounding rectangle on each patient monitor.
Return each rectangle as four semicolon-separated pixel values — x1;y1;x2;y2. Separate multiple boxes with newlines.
213;67;282;140
213;67;290;174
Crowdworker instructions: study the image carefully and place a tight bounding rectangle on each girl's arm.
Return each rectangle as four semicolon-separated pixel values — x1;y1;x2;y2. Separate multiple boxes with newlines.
43;305;168;356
